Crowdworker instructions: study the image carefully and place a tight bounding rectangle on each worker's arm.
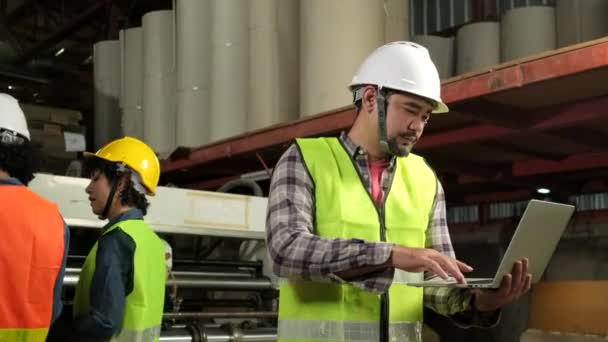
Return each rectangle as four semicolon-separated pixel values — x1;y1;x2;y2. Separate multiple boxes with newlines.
51;220;70;324
266;144;395;294
422;181;500;328
72;229;135;340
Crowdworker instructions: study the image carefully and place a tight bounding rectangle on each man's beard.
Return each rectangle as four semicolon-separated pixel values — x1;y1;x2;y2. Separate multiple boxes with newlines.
386;137;413;157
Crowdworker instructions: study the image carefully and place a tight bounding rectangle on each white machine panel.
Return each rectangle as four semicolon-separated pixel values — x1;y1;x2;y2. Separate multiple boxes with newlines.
29;173;268;239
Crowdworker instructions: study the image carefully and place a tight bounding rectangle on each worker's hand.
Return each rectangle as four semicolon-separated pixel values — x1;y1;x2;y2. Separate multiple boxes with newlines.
472;258;532;312
390;245;473;284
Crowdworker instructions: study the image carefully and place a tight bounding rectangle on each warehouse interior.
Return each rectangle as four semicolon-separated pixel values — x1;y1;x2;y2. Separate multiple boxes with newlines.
3;0;608;341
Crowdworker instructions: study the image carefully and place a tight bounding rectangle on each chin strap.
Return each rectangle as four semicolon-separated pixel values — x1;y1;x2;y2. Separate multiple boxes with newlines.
100;177;119;220
376;89;392;155
354;87;393;156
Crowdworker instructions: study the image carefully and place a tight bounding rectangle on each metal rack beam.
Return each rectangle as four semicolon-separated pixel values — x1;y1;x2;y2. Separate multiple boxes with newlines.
159;37;608;203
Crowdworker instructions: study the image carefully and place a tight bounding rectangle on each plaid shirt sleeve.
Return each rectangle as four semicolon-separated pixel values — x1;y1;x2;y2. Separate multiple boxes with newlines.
423;181;500;328
265;144;395;294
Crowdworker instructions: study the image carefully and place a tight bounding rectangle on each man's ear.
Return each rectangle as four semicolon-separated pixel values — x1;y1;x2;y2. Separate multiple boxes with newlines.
115;174;129;195
361;86;377;115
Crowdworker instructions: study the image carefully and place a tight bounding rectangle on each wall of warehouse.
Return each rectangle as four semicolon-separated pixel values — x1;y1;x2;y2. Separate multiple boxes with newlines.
93;0;608;158
425;219;608;342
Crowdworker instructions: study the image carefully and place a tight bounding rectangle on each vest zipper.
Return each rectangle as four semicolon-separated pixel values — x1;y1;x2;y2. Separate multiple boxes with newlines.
379;178;394;342
338;140;397;342
378;157;396;342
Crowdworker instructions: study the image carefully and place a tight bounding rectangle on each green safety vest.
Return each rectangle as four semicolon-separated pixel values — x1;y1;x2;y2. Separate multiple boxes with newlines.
73;219;166;342
278;138;437;342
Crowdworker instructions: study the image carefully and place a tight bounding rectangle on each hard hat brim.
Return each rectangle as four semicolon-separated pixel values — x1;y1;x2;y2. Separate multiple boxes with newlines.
82;151;156;196
433;101;449;114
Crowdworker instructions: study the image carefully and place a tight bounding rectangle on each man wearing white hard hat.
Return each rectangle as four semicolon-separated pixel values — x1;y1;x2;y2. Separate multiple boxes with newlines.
0;93;70;341
266;42;531;342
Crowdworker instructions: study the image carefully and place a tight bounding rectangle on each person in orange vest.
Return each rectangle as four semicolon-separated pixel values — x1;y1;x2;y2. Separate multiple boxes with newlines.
0;93;70;341
69;136;166;342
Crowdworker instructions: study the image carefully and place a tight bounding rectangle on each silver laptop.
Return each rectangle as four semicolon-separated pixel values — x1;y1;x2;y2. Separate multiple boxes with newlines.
408;199;575;289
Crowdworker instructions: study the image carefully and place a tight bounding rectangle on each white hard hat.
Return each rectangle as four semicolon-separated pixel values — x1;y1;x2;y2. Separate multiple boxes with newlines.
350;41;449;113
0;93;30;140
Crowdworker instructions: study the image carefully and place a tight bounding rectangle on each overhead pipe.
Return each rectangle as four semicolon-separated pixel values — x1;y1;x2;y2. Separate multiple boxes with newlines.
0;67;50;84
218;178;264;197
160;326;277;342
159;327;191;341
68;258;262;269
172;259;262;269
65;268;253;279
170;275;272;290
177;299;259;309
219;326;277;342
163;311;277;319
63;268;272;290
171;270;253;278
28;58;83;76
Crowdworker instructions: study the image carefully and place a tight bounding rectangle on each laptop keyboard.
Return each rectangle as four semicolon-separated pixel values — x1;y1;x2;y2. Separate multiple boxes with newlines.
466;279;492;284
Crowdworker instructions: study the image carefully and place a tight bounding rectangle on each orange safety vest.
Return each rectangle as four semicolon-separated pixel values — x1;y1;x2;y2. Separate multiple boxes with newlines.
0;185;65;342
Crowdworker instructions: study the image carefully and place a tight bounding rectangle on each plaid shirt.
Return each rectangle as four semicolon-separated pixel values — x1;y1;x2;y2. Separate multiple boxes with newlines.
266;133;499;327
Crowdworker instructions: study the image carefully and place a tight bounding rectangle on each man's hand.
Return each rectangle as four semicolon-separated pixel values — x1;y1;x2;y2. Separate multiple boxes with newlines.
390;245;473;284
473;258;532;312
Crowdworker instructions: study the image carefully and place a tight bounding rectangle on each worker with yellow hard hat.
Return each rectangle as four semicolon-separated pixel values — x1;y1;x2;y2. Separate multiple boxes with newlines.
70;136;166;342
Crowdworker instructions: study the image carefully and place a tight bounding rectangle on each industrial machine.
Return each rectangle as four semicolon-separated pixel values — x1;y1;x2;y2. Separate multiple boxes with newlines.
30;173;278;342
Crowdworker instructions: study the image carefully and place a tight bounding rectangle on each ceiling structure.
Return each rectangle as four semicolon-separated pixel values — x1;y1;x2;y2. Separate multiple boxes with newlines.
160;38;608;206
3;1;608;209
0;0;171;113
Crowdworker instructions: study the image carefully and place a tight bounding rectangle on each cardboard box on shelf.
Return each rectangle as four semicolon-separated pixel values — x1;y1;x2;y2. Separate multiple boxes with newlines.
21;103;82;127
20;103;87;175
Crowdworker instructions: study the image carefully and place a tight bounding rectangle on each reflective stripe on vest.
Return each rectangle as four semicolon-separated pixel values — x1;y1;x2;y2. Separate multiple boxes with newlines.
393;270;423;285
110;325;161;342
278;320;422;342
0;328;49;342
74;219;166;342
0;186;64;342
278;138;437;342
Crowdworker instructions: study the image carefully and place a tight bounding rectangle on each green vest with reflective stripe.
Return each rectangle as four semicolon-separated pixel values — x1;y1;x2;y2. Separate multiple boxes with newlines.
73;219;166;342
278;138;437;342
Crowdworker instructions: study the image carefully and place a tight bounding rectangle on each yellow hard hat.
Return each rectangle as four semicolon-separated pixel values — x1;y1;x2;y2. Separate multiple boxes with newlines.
84;136;160;195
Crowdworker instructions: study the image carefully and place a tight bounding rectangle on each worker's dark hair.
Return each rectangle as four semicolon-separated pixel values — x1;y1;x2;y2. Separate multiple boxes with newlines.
354;99;363;114
352;85;365;114
0;139;40;185
84;156;150;215
352;86;399;115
